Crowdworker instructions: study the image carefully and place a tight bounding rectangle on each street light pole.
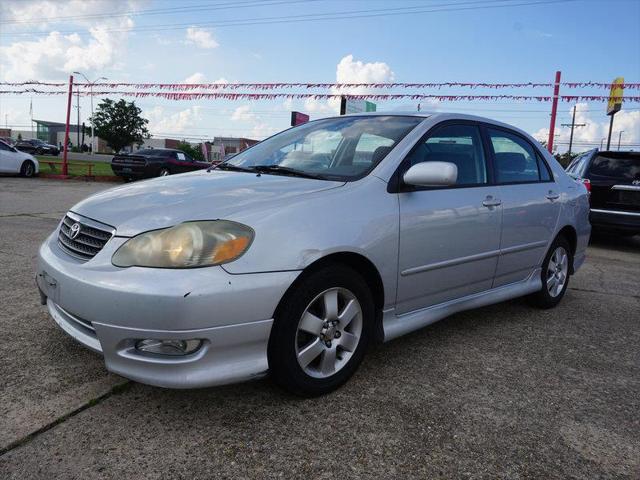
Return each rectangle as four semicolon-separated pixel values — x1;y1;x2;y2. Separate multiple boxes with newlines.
618;130;624;151
73;72;107;155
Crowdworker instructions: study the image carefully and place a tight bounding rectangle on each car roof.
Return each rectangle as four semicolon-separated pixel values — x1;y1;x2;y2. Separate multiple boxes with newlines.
333;111;538;143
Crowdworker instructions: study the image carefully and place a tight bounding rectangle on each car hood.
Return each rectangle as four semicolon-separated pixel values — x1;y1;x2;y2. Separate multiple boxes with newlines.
71;170;345;236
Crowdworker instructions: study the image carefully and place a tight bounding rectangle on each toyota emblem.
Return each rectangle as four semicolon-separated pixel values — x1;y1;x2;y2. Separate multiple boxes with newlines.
69;223;81;239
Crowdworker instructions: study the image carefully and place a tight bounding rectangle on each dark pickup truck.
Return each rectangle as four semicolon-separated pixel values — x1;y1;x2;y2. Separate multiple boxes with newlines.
111;148;211;180
566;149;640;235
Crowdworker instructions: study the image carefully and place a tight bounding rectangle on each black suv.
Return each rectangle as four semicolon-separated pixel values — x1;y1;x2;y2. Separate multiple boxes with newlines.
111;148;211;181
15;139;60;156
566;149;640;235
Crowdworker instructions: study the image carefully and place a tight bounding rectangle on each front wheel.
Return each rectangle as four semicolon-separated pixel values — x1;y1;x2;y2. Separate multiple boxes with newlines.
20;160;36;178
268;265;374;397
528;235;572;309
159;168;170;177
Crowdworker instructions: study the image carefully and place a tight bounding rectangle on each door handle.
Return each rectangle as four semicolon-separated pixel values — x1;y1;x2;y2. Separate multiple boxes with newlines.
546;191;560;201
482;196;502;208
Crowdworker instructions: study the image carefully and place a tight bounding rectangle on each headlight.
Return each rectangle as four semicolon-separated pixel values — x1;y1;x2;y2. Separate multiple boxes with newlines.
112;220;254;268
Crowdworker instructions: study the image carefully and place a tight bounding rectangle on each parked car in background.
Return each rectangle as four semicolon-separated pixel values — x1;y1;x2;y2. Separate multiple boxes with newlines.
0;140;39;177
566;149;640;235
15;138;60;156
111;148;211;181
37;113;590;396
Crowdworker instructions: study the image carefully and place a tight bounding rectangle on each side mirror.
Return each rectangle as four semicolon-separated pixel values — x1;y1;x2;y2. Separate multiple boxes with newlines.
403;161;458;187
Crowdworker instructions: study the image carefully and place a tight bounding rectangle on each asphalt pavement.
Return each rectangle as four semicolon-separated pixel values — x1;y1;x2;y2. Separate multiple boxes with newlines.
0;177;638;479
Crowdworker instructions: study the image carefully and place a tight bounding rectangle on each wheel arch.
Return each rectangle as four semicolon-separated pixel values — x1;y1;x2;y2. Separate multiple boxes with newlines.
273;251;386;343
556;225;577;273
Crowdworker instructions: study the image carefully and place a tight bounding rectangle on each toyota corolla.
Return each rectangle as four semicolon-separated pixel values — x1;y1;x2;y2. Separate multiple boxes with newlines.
36;113;590;396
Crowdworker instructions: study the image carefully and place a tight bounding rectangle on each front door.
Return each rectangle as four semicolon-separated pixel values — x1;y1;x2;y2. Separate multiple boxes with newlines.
485;127;561;287
396;123;502;314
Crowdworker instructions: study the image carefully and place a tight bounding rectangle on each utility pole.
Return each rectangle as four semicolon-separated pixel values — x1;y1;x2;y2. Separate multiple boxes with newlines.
74;72;106;155
560;105;586;155
618;130;624;151
75;85;80;148
62;75;73;176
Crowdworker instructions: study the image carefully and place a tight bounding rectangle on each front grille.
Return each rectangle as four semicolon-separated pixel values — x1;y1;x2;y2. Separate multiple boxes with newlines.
58;213;114;260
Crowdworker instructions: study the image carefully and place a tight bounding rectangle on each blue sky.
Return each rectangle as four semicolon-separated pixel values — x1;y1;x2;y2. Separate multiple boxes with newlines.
1;0;639;152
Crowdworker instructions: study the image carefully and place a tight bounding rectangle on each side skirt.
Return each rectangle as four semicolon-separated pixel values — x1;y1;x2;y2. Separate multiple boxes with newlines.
382;269;542;342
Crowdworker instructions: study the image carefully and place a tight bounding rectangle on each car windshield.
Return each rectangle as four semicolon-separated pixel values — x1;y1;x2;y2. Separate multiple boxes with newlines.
225;115;423;181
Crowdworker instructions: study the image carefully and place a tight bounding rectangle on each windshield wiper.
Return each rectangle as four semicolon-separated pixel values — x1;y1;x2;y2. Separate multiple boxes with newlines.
209;163;254;173
248;165;325;180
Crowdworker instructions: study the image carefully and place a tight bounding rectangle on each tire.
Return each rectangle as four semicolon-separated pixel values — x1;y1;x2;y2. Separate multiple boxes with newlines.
528;235;572;309
268;264;374;397
159;168;170;177
20;160;36;178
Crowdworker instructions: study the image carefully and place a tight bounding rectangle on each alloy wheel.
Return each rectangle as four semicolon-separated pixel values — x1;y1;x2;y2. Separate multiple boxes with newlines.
546;246;568;297
295;287;363;379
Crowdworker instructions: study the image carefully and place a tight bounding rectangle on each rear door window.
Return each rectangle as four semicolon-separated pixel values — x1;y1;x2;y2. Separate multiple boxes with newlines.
488;129;542;183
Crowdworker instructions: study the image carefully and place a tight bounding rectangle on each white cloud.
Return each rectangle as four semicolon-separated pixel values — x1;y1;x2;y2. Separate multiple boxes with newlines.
185;27;219;49
533;103;640;153
303;54;396;115
146;106;203;135
183;72;207;84
0;1;141;81
231;105;257;122
335;54;395;85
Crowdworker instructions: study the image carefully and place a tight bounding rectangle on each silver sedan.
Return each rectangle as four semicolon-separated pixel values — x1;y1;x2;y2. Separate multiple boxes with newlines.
36;113;590;396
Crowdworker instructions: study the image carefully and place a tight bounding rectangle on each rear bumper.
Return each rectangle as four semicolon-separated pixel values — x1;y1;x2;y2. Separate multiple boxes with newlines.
111;164;150;178
590;208;640;234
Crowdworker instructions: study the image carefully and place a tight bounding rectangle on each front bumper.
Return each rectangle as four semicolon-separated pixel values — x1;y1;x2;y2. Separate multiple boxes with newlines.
37;229;300;388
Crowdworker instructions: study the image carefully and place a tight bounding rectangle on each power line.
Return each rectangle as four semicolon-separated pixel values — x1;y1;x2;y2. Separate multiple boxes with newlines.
0;0;576;37
0;0;317;25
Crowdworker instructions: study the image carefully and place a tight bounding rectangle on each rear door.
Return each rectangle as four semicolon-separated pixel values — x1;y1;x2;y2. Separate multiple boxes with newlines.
586;153;640;215
486;127;561;288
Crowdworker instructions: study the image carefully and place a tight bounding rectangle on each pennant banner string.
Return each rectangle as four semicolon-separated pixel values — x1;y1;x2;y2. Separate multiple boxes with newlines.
2;89;639;102
1;81;639;90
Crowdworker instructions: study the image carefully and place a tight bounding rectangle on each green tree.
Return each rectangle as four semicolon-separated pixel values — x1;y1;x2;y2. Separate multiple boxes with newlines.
90;98;149;153
176;141;205;161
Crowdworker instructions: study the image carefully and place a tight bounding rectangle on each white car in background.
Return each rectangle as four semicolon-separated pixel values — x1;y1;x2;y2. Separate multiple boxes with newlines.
0;140;39;177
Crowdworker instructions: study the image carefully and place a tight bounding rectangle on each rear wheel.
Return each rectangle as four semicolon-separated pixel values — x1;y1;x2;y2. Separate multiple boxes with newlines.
20;160;36;178
268;265;373;397
528;235;572;309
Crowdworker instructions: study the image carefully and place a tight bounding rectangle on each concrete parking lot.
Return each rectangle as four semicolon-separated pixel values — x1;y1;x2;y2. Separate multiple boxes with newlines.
0;177;638;479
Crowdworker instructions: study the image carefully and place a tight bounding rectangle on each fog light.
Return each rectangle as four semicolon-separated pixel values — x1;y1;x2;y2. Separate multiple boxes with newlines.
135;339;202;356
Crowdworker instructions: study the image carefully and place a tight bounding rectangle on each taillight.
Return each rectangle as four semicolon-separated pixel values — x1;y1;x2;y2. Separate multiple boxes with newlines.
581;178;591;193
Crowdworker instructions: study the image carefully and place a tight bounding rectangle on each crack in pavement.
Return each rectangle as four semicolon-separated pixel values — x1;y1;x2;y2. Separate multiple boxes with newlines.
569;286;640;301
0;381;131;458
0;212;65;219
